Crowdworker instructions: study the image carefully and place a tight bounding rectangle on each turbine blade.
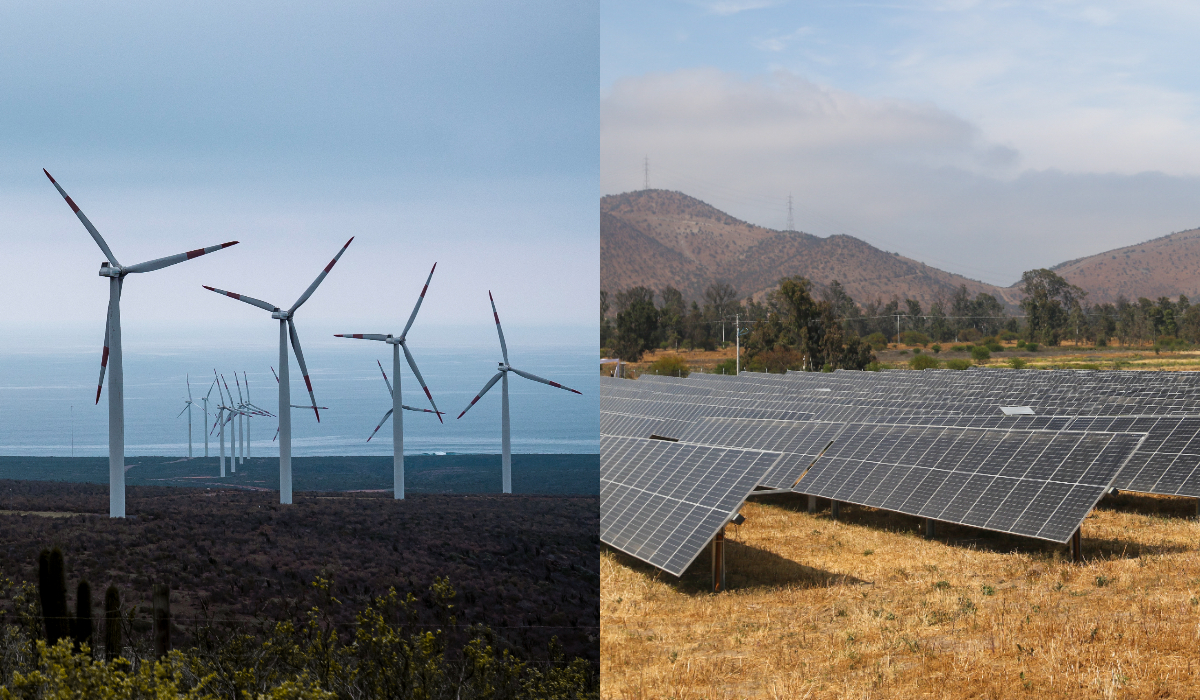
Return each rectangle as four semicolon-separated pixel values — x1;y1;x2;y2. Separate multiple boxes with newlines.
95;296;113;404
367;408;394;442
457;371;504;419
289;237;354;314
44;170;120;267
124;242;238;274
244;371;250;402
187;374;192;402
334;334;389;341
377;359;393;395
489;291;509;364
509;367;583;395
402;343;441;422
273;426;279;442
401;404;443;416
235;373;244;403
202;286;278;312
176;404;189;418
400;262;436;339
271;366;280;383
288;319;320;422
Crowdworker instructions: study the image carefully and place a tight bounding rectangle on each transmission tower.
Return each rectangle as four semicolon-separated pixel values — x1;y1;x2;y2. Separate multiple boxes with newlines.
643;156;650;190
787;194;795;231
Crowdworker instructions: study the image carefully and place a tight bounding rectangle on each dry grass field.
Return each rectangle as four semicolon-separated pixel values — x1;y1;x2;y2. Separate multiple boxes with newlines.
602;493;1200;699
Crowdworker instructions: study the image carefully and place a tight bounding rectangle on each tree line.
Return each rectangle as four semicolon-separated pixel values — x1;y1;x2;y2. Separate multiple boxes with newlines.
602;268;1200;371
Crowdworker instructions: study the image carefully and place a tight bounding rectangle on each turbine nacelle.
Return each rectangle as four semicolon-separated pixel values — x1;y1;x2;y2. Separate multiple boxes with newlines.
270;310;290;319
98;263;123;278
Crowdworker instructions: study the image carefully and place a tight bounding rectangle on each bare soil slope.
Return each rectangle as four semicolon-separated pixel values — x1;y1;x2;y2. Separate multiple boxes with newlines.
1050;228;1200;303
602;189;1023;308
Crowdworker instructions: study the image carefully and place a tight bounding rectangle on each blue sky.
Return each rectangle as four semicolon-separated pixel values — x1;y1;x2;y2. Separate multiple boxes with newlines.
602;1;1200;287
2;0;597;342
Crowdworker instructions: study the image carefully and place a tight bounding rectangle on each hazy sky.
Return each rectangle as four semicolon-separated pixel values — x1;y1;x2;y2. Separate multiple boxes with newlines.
2;0;597;345
602;1;1200;287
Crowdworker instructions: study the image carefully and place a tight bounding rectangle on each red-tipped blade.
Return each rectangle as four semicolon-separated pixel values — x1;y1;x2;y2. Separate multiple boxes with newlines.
289;237;354;314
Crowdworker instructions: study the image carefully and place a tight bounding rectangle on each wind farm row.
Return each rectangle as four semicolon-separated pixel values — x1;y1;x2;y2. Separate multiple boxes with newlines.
43;169;583;518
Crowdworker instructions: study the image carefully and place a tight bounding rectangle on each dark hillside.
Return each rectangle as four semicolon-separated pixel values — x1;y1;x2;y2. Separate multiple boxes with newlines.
0;482;599;667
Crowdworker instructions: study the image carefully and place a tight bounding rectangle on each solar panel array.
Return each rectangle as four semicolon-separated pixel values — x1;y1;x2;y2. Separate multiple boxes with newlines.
601;369;1163;573
600;435;781;576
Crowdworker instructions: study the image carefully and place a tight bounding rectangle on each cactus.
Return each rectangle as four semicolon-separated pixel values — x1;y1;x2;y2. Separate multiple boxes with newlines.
72;580;92;654
104;585;121;662
152;583;170;659
37;547;69;645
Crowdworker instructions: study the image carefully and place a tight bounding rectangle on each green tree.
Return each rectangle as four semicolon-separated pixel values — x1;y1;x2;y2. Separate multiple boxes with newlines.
703;281;741;344
613;287;657;361
600;291;613;350
657;287;685;350
1019;269;1084;345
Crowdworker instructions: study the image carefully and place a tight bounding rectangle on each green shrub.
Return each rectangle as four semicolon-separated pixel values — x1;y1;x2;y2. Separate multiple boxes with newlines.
958;328;982;342
910;355;940;370
1007;357;1028;369
713;358;738;376
930;344;941;354
946;359;972;370
900;330;930;346
970;346;991;363
1025;342;1039;352
899;349;909;355
647;355;690;377
865;361;884;372
950;345;969;353
1016;339;1026;349
998;330;1019;342
864;332;889;350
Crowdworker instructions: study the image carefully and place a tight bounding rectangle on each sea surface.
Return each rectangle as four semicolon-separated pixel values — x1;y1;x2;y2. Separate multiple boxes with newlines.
0;341;597;457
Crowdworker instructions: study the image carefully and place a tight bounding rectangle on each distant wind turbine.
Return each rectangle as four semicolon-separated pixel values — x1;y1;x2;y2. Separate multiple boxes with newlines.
335;263;442;499
45;169;238;517
203;237;353;504
176;375;195;459
200;379;216;457
457;292;581;493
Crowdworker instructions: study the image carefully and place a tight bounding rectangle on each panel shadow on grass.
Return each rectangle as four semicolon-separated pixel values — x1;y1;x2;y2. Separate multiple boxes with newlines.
603;544;867;595
755;494;1190;560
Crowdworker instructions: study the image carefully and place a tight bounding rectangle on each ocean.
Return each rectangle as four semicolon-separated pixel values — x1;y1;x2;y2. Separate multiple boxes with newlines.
0;336;598;457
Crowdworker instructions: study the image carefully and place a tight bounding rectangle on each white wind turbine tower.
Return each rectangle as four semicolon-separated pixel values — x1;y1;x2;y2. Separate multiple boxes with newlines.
457;292;582;493
220;374;240;473
45;169;239;518
203;238;353;504
200;379;216;457
233;374;246;467
176;375;195;458
210;370;232;477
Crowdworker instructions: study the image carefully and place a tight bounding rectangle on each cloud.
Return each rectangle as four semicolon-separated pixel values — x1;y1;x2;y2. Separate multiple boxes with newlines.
752;26;814;52
601;68;1200;286
704;0;783;16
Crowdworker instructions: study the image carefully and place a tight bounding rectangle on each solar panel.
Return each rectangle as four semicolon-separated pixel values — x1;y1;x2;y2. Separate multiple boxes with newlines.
600;434;780;576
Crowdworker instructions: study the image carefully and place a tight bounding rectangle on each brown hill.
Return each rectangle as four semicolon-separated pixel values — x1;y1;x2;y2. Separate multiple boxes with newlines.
1049;229;1200;304
602;189;1022;309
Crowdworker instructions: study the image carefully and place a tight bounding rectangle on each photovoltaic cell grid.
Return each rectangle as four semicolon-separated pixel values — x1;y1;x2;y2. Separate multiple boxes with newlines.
794;423;1145;542
600;434;780;576
672;370;1200;498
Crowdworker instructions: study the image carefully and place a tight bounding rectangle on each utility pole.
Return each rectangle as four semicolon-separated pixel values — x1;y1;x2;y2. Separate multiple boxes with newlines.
787;194;794;231
644;156;649;190
735;314;740;375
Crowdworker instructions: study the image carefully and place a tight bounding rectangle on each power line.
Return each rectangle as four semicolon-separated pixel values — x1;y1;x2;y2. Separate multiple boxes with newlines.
643;156;649;191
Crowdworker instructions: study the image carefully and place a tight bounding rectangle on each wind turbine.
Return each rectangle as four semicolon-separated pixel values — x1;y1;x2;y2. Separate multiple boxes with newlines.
45;169;239;518
200;379;216;457
176;375;195;458
210;370;232;477
335;263;442;499
203;238;353;504
234;374;246;466
220;374;239;473
457;292;582;493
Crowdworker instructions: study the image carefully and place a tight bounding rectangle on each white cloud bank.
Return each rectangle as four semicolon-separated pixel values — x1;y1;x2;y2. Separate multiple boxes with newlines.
601;68;1200;286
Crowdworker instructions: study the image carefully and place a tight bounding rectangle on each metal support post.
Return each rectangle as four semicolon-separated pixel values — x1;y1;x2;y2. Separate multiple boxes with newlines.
924;518;936;539
735;313;740;375
807;494;817;513
1070;527;1082;563
711;527;726;593
831;501;840;520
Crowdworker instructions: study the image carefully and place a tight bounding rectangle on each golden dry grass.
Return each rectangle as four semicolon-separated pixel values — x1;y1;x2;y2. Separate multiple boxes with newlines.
602;493;1200;699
